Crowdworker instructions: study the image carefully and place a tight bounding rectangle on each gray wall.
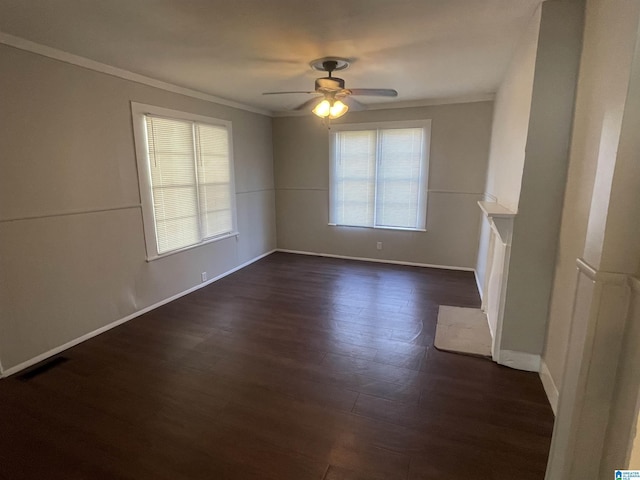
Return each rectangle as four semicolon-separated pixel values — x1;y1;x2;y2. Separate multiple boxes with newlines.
500;0;584;355
0;44;276;371
482;7;541;214
475;6;540;295
273;102;493;269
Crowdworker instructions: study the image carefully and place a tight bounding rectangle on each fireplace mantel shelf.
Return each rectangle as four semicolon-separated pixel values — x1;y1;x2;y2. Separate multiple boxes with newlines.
478;201;516;218
478;201;516;245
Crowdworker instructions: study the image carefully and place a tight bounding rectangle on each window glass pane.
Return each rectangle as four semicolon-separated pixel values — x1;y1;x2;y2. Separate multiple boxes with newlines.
137;106;237;259
195;124;232;238
196;124;230;184
329;124;428;231
376;128;424;228
202;210;233;238
199;184;232;237
152;185;199;222
145;116;200;253
332;130;376;227
155;216;200;253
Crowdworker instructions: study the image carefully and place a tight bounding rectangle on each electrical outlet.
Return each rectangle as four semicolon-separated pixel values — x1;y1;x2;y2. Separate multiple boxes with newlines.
201;272;207;282
376;241;383;250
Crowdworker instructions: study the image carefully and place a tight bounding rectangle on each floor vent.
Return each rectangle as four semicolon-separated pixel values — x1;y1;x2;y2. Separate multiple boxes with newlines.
17;356;69;381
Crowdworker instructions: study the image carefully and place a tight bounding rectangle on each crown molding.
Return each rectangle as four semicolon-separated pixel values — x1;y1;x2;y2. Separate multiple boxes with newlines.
366;93;496;110
1;31;495;119
0;31;272;116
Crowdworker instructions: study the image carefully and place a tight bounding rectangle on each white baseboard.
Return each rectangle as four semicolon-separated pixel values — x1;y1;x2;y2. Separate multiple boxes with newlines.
1;249;276;378
497;349;541;372
539;359;559;415
276;249;475;272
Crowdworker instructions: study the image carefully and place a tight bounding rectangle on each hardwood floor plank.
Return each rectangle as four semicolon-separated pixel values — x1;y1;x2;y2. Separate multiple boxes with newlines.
0;252;553;479
353;393;551;460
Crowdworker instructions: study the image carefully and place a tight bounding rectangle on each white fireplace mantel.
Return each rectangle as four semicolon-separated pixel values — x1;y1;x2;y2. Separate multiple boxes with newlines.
478;200;527;369
478;201;516;245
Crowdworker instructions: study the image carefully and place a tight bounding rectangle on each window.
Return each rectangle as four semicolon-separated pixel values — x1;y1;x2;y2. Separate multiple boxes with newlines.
329;120;431;231
132;103;237;260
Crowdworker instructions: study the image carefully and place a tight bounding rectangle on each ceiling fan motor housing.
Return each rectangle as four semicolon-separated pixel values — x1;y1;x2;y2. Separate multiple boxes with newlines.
315;76;345;91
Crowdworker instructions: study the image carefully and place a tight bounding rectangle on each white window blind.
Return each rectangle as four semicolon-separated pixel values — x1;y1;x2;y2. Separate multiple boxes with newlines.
332;130;376;227
330;122;429;230
376;128;424;229
132;103;237;260
144;115;234;255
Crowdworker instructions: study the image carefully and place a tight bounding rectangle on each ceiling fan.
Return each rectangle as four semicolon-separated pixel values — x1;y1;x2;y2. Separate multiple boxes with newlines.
263;57;398;119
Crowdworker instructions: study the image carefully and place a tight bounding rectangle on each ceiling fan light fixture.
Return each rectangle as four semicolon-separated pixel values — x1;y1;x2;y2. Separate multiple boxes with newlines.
263;57;397;121
312;99;332;118
329;100;348;119
312;98;349;119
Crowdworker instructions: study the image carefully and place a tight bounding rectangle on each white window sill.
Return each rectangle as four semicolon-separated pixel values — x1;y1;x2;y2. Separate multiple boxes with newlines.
328;223;426;233
146;231;239;262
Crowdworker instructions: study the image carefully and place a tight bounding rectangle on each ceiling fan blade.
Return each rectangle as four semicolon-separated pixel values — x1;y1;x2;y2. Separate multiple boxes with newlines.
262;91;317;95
294;97;323;111
348;88;398;97
341;96;367;112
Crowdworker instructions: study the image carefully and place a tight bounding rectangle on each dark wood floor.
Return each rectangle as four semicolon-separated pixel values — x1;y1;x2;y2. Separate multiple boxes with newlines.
0;252;553;479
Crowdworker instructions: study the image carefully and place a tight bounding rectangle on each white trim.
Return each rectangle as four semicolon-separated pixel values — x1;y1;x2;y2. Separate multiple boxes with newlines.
576;257;630;285
327;223;427;233
482;192;498;202
272;93;496;117
365;93;496;110
428;190;485;195
287;188;483;198
539;359;559;415
0;204;142;224
488;240;512;363
0;32;494;118
145;231;240;262
0;32;270;116
477;201;516;219
496;349;541;372
575;256;597;278
276;249;475;272
328;119;432;132
379;226;427;232
474;269;484;301
0;250;276;378
131;102;239;261
486;309;495;340
328;120;431;231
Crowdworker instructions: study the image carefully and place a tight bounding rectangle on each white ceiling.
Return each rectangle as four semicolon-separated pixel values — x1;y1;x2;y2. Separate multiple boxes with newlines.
0;0;542;114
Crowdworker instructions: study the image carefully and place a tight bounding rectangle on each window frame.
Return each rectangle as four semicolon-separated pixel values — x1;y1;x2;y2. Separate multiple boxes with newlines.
328;119;431;232
131;102;238;261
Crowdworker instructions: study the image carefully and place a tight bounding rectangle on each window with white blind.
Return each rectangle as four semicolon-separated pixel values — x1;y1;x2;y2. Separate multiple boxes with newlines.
329;120;430;231
131;103;237;260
